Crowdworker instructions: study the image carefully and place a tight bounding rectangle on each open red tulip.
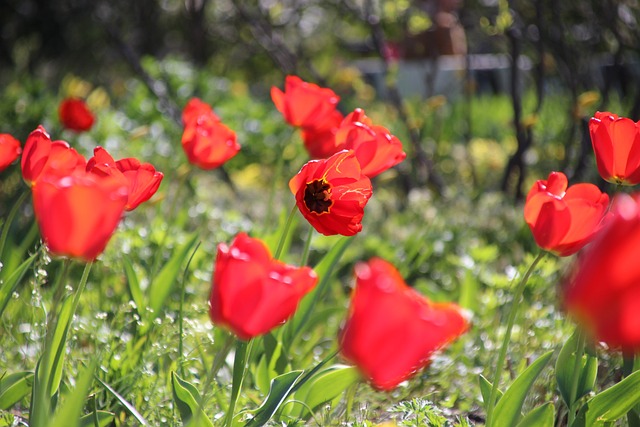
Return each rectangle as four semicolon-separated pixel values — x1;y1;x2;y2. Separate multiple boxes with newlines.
335;108;406;178
21;125;86;187
289;150;372;236
209;233;318;340
271;75;340;129
32;169;128;261
87;147;163;211
565;193;640;351
301;109;344;159
589;111;640;185
59;97;95;132
0;134;21;172
339;258;469;391
524;171;609;256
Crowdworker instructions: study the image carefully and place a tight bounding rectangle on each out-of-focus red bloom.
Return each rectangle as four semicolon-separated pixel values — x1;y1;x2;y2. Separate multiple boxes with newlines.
21;125;86;187
0;134;21;172
589;111;640;185
32;169;128;261
182;97;219;126
334;108;406;178
271;75;340;129
59;97;95;132
301;109;344;159
209;233;318;340
181;114;240;170
86;147;163;211
289;150;372;236
339;258;469;391
524;171;609;256
565;193;640;351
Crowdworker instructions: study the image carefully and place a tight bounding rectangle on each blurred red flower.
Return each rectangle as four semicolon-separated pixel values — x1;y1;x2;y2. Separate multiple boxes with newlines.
335;108;406;178
209;233;317;340
0;134;21;172
339;258;469;391
271;75;340;129
87;147;163;211
524;171;609;256
589;111;640;185
21;125;86;187
32;169;128;261
289;150;372;236
301;109;344;159
565;194;640;351
181;100;240;170
59;97;95;132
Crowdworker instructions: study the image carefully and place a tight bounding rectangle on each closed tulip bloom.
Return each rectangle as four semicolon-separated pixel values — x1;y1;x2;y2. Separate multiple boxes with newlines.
209;233;318;340
32;170;128;261
524;171;609;256
289;150;373;236
0;134;21;172
21;125;86;187
87;147;163;211
181;110;240;170
59;97;95;132
271;75;340;129
589;111;640;185
339;258;469;391
335;108;406;178
565;194;640;350
182;97;219;127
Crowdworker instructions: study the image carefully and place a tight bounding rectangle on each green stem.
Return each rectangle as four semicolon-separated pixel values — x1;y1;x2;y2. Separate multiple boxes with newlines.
0;190;29;261
263;133;291;235
567;328;585;426
224;338;254;427
274;205;297;260
485;251;545;427
178;241;201;378
299;226;314;266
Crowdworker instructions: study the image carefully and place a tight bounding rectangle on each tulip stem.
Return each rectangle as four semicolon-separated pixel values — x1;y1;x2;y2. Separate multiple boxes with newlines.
0;190;30;262
264;131;291;235
300;226;314;266
485;251;545;427
274;205;297;260
224;338;254;427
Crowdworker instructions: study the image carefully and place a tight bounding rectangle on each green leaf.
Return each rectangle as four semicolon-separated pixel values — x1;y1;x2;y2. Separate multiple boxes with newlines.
148;233;199;316
78;410;115;427
492;351;553;427
245;370;304;427
122;257;146;317
49;360;97;427
290;365;359;419
556;329;598;407
586;369;640;425
479;374;503;409
0;371;33;409
0;251;37;317
95;376;148;426
516;403;555;427
170;372;214;427
45;295;76;399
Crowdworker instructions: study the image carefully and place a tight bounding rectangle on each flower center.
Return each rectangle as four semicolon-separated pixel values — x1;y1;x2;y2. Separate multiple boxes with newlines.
304;179;333;214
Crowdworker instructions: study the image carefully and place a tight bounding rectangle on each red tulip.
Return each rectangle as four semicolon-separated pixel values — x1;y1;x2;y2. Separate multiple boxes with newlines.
564;193;640;350
335;108;406;178
339;258;469;391
181;104;240;170
209;233;318;340
289;150;373;236
0;134;21;172
589;111;640;185
524;171;609;256
59;97;95;132
21;125;86;187
271;75;340;129
182;97;219;126
87;147;163;211
32;169;128;261
300;109;344;159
